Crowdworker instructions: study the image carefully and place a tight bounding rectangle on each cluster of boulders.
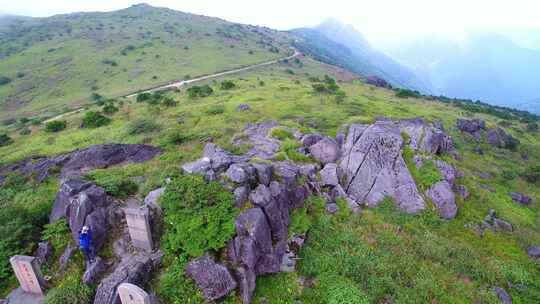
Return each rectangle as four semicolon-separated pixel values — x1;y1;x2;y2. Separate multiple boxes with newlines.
180;118;468;303
365;75;391;89
465;209;513;237
456;118;519;150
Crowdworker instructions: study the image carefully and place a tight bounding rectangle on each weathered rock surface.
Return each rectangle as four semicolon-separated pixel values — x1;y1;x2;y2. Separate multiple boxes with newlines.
492;287;512;304
233;121;281;159
36;241;53;265
50;179;115;251
339;122;425;214
186;255;238;301
528;246;540;260
301;134;323;147
0;144;161;183
236;104;251;112
456;118;485;139
487;127;519;149
58;245;77;271
5;288;44;304
399;118;454;154
309;137;339;165
319;163;339;186
365;75;391;88
426;181;457;219
83;257;106;285
454;185;470;200
509;192;532;206
93;252;162;304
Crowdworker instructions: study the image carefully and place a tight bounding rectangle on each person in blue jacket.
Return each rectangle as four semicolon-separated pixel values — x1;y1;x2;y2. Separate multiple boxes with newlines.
79;225;95;264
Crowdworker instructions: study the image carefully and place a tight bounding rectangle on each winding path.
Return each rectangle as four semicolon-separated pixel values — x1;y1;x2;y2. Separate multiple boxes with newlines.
126;48;301;97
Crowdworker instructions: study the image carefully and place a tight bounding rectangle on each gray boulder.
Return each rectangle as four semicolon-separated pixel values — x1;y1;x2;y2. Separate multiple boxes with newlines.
301;134;323;147
339;122;425;214
319;163;339;186
252;163;272;186
456;118;485;139
226;163;250;184
487;128;519;149
528;246;540;260
435;160;457;185
492;287;512;304
309;137;339;165
233;121;281;159
93;252;162;304
50;180;113;251
454;185;470;200
236;104;251;112
36;241;53;265
83;257;106;285
509;192;532;206
234;186;250;208
426;181;457;219
5;288;44;304
399;118;453;154
186;255;238;301
326;203;338;214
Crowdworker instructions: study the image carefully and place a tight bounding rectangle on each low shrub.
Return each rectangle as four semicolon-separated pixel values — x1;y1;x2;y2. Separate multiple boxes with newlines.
136;92;152;103
0;76;11;86
127;119;160;135
523;165;540;183
162;97;177;107
167;132;195;145
187;85;213;98
45;120;67;133
45;270;94;304
205;105;225;115
102;103;119;115
81;111;110;128
270;127;294;140
220;80;236;90
42;219;71;254
0;133;12;146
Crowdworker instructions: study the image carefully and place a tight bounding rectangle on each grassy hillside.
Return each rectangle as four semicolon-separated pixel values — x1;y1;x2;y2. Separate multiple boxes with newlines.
0;3;291;120
1;54;539;303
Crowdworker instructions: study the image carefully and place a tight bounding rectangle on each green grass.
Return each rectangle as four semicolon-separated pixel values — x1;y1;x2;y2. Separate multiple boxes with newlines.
0;54;539;302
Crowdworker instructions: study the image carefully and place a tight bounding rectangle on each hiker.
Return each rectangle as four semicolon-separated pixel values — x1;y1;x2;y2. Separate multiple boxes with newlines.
79;225;95;264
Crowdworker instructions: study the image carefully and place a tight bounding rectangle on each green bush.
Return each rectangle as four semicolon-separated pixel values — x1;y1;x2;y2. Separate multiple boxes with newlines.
320;275;369;304
102;103;119;115
220;80;236;90
523;165;540;183
162;97;177;107
19;127;31;135
187;85;213;98
45;120;67;133
270;127;294;140
81;111;110;128
275;139;314;163
42;219;71;254
157;256;204;303
45;270;94;304
127;119;160;135
159;174;238;258
403;147;442;190
0;133;12;147
205;106;225;115
167;132;194;145
0;76;11;86
86;172;139;198
136;92;152;103
395;89;421;98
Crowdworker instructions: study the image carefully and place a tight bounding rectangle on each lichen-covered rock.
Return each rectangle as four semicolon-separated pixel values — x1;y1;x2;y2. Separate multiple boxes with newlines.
319;163;339;186
59;245;76;271
309;137;339;165
186;255;238;301
36;241;53;265
509;192;532;206
492;287;512;304
0;144;161;183
399;118;454;154
83;257;106;285
93;252;162;304
426;181;457;219
50;179;115;251
456;118;485;139
252;163;272;186
301;134;323;147
487;127;519;149
233;121;281;159
339;122;425;214
435;160;457;185
528;246;540;260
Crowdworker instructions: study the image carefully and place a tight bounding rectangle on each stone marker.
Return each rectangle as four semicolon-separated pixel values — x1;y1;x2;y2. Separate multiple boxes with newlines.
118;283;151;304
9;255;45;295
124;207;153;251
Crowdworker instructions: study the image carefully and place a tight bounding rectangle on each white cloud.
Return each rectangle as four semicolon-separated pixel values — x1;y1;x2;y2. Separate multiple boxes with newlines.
2;0;540;47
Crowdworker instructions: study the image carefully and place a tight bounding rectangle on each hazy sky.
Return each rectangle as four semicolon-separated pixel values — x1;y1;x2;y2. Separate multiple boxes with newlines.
2;0;540;48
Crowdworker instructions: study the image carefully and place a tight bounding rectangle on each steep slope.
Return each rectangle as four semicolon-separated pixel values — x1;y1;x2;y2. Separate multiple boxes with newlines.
0;3;292;119
384;33;540;113
291;19;429;92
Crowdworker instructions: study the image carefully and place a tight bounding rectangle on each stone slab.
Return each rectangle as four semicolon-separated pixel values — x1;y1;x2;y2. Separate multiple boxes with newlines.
124;208;153;251
118;283;151;304
9;256;45;295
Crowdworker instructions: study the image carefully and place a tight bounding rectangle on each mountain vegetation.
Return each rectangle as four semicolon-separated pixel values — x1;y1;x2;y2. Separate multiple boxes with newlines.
0;4;539;304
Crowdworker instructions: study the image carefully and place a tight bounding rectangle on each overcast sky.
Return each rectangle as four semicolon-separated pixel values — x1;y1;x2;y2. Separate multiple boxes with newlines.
2;0;540;48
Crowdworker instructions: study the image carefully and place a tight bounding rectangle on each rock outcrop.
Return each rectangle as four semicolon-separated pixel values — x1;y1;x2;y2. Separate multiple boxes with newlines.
426;181;457;219
492;287;512;304
186;255;237;301
308;137;339;165
509;192;532;206
456;118;485;139
487;128;519;149
339;122;425;213
232;121;281;160
50;179;117;251
93;252;162;304
399;118;454;154
365;75;391;88
528;246;540;260
0;144;161;183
